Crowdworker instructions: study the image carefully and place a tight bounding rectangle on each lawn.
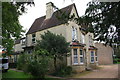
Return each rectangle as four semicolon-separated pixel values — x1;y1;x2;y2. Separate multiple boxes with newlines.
2;69;62;80
2;69;32;78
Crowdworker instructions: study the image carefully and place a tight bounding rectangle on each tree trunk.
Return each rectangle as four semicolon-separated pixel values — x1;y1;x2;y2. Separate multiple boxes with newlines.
54;57;57;71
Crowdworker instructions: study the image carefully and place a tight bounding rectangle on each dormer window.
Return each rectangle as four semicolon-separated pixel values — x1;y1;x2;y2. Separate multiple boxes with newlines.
72;27;77;41
32;33;36;43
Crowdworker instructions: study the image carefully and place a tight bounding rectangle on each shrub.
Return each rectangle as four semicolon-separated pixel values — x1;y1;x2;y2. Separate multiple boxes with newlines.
27;56;50;78
54;64;72;77
17;49;50;78
17;54;26;70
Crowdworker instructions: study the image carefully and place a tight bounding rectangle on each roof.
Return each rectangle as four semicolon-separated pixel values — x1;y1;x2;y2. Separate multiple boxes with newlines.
89;46;97;50
15;37;25;44
70;41;85;47
27;3;76;34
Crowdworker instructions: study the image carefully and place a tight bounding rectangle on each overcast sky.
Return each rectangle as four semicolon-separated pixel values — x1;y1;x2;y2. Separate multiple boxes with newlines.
19;0;91;33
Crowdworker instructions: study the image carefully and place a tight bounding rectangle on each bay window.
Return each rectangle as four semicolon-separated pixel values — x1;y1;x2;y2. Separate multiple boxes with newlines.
90;51;94;63
95;51;98;62
80;49;84;64
73;49;78;64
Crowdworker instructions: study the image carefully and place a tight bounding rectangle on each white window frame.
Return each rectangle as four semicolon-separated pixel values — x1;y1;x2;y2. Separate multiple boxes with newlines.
73;49;78;65
81;33;85;44
72;27;77;41
90;51;94;63
80;49;84;64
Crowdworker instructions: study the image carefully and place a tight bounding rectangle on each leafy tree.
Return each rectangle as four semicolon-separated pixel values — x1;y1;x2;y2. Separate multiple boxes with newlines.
2;2;34;56
84;1;120;46
35;31;70;71
54;1;120;46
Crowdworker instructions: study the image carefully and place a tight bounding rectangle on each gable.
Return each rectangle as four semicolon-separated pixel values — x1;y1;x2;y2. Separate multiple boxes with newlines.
27;3;79;35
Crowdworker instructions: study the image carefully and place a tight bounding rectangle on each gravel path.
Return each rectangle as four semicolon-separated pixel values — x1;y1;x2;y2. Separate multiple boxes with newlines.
76;64;119;78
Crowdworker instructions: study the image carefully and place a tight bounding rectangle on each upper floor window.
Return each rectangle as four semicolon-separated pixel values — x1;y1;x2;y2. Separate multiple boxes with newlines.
22;39;25;45
89;35;93;46
32;33;36;43
72;27;77;41
81;33;85;44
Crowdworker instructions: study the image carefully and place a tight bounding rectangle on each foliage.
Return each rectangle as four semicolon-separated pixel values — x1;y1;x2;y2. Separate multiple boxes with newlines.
17;54;26;70
17;49;50;78
53;1;120;45
113;58;120;64
2;2;34;56
36;31;70;71
55;64;72;77
84;1;120;45
113;45;120;58
26;49;50;78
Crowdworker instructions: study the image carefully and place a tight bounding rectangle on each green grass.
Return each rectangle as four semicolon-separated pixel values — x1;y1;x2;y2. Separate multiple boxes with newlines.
2;69;32;78
2;69;62;80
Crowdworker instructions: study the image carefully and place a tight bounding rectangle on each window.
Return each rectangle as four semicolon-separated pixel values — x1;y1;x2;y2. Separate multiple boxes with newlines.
89;35;93;46
32;34;36;43
22;39;25;45
72;27;77;41
73;49;78;64
95;51;98;62
81;33;85;44
80;49;84;64
90;51;94;63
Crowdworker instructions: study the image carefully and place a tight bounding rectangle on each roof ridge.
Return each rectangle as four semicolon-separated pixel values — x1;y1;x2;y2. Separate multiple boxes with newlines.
26;3;76;34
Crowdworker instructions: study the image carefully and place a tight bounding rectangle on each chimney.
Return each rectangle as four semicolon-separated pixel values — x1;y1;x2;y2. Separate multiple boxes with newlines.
46;2;54;19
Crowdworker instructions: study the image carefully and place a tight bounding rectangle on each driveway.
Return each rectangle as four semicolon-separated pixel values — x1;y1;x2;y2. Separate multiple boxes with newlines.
73;64;119;78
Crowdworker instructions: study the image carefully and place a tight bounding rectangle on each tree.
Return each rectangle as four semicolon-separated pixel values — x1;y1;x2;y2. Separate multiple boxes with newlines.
84;1;120;45
2;2;34;56
54;1;120;46
35;31;70;71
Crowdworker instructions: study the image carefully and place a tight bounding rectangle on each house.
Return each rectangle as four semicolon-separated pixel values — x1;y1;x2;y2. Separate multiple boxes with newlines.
95;43;114;65
8;37;26;64
14;2;98;72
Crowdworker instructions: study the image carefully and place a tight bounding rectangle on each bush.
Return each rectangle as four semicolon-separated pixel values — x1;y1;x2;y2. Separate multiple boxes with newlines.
54;64;72;77
17;54;26;70
17;49;50;78
26;56;50;78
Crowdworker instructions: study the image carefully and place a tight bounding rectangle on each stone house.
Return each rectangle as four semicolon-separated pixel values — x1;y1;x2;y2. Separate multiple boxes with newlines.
95;43;114;65
14;2;98;72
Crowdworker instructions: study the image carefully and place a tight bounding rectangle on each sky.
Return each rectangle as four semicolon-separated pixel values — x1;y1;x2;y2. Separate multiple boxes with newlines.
19;0;91;33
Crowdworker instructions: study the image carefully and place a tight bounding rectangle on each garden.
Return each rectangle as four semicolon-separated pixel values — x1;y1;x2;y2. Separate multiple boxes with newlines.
2;31;72;79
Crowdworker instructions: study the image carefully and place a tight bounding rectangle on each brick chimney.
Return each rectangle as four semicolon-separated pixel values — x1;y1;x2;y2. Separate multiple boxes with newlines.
46;2;54;19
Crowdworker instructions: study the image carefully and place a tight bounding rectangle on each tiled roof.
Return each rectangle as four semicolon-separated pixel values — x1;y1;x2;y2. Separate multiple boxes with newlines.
27;3;75;34
70;41;85;47
89;46;98;50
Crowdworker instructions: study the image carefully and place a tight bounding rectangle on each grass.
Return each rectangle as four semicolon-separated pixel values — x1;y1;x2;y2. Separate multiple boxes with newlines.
2;69;32;78
2;69;62;80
